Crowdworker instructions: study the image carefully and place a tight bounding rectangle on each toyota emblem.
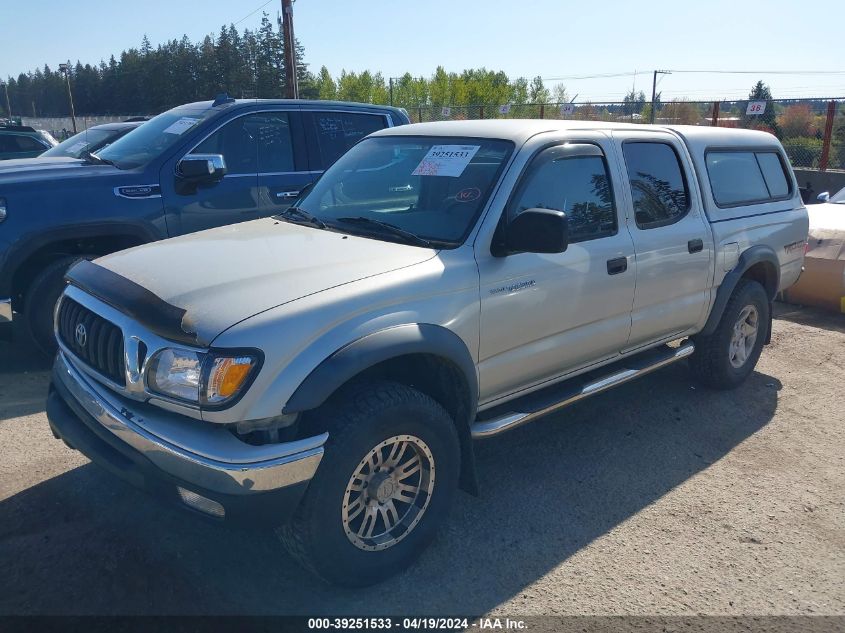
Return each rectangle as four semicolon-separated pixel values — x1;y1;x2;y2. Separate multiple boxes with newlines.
75;323;87;347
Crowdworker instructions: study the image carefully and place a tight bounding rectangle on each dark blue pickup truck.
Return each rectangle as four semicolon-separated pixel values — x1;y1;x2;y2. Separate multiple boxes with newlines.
0;96;409;352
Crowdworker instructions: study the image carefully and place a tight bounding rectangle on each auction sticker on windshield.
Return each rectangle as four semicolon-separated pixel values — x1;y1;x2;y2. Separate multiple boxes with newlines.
162;117;200;135
412;145;480;177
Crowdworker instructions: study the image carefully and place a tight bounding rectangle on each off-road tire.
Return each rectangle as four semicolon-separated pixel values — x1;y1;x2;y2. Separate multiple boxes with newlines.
278;380;460;586
690;279;769;390
24;256;90;356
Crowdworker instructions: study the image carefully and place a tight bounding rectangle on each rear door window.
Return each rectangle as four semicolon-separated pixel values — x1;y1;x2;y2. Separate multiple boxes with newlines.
253;112;295;173
622;142;691;229
306;111;388;170
706;150;791;206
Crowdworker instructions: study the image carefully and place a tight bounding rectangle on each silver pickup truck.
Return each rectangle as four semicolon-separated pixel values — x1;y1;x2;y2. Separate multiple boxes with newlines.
46;120;808;586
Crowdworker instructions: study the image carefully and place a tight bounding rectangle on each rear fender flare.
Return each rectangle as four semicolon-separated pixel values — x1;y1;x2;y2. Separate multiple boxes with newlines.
701;245;779;338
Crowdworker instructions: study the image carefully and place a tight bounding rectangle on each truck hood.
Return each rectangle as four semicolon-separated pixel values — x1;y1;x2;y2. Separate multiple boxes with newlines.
0;157;121;186
0;156;83;171
96;217;437;344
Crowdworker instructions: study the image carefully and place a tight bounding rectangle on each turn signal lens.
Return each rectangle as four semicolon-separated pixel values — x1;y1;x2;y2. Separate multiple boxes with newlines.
204;355;257;404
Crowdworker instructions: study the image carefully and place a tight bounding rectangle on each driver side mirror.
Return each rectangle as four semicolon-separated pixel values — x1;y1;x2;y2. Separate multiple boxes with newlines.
502;208;569;255
817;191;830;203
178;154;227;185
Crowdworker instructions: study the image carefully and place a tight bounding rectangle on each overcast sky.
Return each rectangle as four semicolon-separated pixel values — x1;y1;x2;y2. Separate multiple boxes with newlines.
1;0;843;101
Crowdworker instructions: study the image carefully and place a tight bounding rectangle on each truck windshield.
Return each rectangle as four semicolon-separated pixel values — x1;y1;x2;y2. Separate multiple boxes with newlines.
96;107;212;169
293;136;513;247
42;128;122;158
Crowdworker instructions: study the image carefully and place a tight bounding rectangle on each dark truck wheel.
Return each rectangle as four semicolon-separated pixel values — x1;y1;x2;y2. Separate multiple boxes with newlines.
690;279;769;390
24;256;88;356
279;380;460;586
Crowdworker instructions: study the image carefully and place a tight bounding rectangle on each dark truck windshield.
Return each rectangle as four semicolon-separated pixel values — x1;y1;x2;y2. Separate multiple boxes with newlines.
294;136;512;247
96;107;212;169
42;127;126;158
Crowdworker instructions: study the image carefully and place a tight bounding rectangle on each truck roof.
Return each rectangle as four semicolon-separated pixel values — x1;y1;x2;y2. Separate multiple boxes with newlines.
372;119;781;151
178;98;408;118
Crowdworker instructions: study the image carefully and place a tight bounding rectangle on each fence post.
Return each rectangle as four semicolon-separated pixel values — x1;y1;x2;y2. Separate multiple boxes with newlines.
711;101;720;127
479;106;484;120
539;104;545;119
418;106;423;123
819;100;836;172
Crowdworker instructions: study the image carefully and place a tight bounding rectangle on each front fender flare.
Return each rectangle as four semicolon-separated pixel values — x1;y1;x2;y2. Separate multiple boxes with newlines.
283;323;478;418
282;323;480;495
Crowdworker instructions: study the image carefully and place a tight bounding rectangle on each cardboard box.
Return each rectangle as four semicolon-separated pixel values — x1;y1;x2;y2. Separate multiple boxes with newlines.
782;205;845;313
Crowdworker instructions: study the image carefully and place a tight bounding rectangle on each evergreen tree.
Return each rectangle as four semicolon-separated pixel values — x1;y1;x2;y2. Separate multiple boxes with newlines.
743;80;778;132
315;66;337;100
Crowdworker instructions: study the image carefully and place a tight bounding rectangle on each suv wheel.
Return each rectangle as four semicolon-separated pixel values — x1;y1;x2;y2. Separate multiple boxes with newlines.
25;256;91;356
278;380;460;586
690;279;769;389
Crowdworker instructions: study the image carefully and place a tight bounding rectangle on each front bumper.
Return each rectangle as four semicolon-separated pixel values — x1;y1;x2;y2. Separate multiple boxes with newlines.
47;352;327;525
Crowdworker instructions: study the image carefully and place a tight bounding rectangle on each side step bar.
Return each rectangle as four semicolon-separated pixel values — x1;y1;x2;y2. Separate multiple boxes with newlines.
471;342;695;439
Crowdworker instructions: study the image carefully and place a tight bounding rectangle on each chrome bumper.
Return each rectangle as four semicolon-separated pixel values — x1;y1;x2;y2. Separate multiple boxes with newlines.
0;297;11;324
52;351;327;496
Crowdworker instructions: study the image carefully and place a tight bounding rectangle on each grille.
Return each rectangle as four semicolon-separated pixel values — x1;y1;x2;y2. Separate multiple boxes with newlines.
58;297;126;385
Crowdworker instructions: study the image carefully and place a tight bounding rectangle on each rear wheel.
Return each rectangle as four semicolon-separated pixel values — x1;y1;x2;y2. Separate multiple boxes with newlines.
24;256;89;356
279;380;460;586
690;279;769;389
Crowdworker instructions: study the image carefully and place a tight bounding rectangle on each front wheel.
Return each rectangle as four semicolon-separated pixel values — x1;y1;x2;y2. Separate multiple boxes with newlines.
690;279;769;389
278;380;460;586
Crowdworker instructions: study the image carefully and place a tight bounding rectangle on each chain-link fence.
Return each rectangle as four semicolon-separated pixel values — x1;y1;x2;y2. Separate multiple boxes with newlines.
21;98;844;170
406;98;845;171
19;115;147;141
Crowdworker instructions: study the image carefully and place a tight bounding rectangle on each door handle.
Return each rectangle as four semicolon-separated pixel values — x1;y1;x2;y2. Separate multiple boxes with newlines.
688;238;704;253
606;256;628;275
275;190;300;199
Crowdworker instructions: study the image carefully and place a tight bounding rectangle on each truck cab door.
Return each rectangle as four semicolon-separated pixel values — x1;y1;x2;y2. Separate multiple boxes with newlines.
255;110;315;214
162;113;264;236
475;135;636;405
610;130;713;349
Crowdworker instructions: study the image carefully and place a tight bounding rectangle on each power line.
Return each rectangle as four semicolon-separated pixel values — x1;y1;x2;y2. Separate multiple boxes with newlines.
542;71;641;81
232;0;275;26
668;69;845;75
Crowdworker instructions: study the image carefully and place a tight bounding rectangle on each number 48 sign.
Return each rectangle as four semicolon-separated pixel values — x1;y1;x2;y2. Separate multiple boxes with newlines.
746;101;767;115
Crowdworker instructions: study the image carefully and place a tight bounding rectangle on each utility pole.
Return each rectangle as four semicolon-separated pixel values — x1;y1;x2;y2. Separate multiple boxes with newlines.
1;81;10;118
650;69;670;124
389;77;394;106
281;0;299;99
58;62;78;133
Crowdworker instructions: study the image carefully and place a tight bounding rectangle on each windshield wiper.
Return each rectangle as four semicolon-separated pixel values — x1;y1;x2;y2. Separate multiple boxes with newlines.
83;151;115;167
335;216;432;248
276;206;326;229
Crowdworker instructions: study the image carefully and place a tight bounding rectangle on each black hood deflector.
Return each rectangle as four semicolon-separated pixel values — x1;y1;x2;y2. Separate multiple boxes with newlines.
65;260;199;346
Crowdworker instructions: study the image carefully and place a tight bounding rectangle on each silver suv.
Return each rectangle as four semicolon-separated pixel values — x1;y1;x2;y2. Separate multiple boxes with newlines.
47;120;808;585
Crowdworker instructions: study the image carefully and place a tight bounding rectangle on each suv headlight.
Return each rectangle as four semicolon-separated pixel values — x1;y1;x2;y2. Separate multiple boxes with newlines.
146;348;261;407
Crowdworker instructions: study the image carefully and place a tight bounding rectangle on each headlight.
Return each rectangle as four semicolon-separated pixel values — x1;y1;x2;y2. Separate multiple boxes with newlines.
146;348;260;407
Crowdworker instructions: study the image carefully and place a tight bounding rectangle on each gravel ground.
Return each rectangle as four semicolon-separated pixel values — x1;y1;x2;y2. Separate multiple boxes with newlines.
0;304;843;617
